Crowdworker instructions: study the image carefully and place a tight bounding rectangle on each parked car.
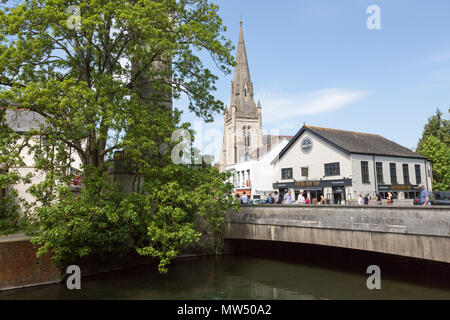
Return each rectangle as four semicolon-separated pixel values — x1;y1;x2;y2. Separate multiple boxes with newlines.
250;199;265;205
431;191;450;205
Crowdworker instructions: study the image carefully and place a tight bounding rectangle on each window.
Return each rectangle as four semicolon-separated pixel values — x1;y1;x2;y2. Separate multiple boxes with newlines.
301;167;308;177
390;163;397;184
281;168;293;179
247;126;251;148
361;161;370;183
415;164;421;185
376;162;384;184
324;162;340;176
402;164;410;184
243;126;251;148
404;191;418;199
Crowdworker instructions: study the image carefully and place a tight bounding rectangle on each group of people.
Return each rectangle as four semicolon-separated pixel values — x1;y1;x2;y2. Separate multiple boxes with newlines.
263;191;327;205
236;183;432;206
358;193;387;205
357;183;432;206
235;191;249;204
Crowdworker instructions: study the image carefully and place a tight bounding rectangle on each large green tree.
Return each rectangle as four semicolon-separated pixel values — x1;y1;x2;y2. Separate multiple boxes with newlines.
417;108;450;191
417;108;450;152
419;135;450;191
0;0;237;272
0;108;31;235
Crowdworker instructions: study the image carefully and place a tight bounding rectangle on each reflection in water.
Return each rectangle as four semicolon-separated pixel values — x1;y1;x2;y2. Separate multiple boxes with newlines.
1;248;449;300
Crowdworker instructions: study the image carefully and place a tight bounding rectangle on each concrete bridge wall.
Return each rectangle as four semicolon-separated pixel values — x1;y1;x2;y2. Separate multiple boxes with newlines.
224;205;450;263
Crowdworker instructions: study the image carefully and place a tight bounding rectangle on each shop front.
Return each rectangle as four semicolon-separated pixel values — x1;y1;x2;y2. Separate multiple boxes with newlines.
378;184;421;199
331;186;346;204
234;188;252;197
273;178;352;204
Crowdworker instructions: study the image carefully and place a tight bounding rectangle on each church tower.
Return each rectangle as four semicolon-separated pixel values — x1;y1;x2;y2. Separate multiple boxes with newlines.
220;21;263;171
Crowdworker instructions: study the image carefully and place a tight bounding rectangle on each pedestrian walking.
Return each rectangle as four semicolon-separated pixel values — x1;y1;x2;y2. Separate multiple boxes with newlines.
387;192;394;205
376;192;382;205
418;183;431;206
241;191;248;204
357;194;363;205
364;194;370;205
274;191;280;204
266;193;274;204
283;190;292;204
297;191;305;205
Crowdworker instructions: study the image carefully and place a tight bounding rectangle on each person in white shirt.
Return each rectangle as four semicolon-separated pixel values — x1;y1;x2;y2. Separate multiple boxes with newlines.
241;191;248;204
357;194;363;205
283;191;292;204
297;192;305;204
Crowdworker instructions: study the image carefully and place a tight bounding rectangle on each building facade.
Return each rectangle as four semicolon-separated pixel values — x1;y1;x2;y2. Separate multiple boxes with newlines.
272;125;433;203
226;138;290;199
3;109;83;208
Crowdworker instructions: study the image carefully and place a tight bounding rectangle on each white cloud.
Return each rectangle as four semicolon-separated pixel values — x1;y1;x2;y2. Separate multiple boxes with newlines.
256;88;369;124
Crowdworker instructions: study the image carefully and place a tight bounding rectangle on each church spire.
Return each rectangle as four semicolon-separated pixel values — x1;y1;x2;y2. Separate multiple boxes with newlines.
231;21;257;115
220;21;263;170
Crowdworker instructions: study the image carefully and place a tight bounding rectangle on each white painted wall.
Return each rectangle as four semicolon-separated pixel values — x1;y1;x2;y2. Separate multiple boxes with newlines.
351;154;433;199
226;139;289;198
273;130;433;201
274;131;352;183
9;135;83;209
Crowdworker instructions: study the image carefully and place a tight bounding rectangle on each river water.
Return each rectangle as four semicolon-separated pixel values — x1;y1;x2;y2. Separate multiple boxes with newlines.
1;241;449;300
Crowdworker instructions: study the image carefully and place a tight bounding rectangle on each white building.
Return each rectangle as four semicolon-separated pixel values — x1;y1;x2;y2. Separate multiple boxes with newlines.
226;137;290;200
3;109;83;207
272;125;433;204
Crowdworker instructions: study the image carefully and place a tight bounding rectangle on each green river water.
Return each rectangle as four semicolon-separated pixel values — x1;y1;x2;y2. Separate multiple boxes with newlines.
1;246;449;300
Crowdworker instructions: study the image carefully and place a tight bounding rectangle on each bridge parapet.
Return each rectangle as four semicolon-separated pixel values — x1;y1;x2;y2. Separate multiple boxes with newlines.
226;205;450;237
224;205;450;263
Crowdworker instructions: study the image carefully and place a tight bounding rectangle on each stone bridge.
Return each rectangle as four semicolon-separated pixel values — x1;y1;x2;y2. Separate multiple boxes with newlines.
224;205;450;263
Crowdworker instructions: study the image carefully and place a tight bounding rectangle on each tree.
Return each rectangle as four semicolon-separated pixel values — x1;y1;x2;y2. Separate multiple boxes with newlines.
417;109;450;191
419;135;450;191
0;0;238;272
0;108;31;234
417;109;450;152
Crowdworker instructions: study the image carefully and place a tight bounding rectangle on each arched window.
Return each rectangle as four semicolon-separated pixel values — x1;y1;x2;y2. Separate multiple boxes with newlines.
247;126;251;147
243;126;247;147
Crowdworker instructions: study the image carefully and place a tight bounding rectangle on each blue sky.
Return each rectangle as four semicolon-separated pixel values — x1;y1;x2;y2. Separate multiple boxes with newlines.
176;0;450;160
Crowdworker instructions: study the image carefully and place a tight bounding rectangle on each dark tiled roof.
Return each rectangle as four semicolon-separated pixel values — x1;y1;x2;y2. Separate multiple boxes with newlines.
3;109;47;132
278;125;426;160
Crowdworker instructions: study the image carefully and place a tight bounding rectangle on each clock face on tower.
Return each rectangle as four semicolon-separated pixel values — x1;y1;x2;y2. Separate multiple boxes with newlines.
300;137;313;154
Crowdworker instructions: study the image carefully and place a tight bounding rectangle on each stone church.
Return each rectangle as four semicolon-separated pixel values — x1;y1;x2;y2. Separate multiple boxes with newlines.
219;22;290;172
